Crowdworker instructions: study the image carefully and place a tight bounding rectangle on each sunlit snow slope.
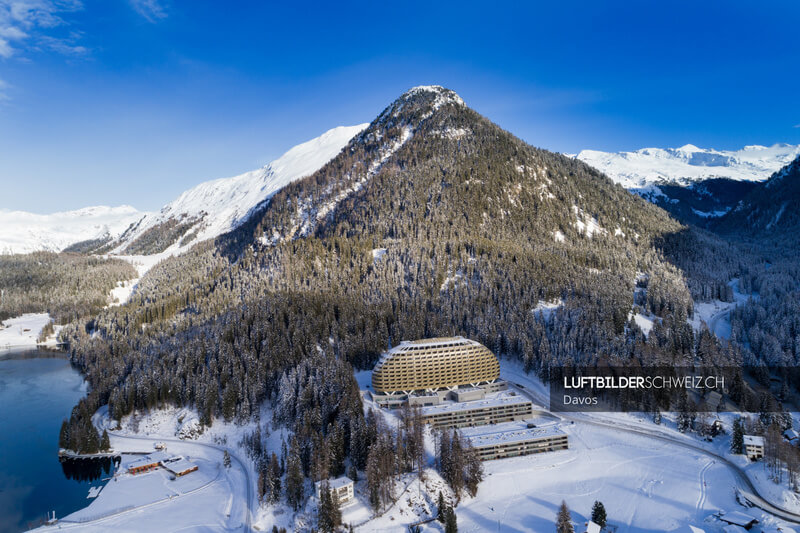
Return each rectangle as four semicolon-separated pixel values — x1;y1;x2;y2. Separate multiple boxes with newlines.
576;143;800;188
110;124;368;254
0;124;367;256
0;205;145;254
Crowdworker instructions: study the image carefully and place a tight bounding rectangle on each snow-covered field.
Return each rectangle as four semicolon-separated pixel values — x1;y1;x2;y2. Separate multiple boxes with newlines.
0;312;61;349
32;359;800;532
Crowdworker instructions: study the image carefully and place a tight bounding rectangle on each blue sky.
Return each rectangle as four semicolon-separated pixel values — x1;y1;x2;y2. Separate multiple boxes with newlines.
1;0;799;212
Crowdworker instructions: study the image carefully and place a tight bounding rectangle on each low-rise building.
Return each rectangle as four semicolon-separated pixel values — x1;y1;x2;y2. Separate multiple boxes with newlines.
719;510;758;530
783;429;799;444
420;394;533;429
315;476;354;506
161;456;198;477
127;451;198;477
743;435;765;460
127;451;171;475
460;420;569;461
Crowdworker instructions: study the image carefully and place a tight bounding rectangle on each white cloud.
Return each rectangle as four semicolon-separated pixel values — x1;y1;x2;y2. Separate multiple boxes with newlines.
129;0;167;22
0;0;85;58
794;124;800;129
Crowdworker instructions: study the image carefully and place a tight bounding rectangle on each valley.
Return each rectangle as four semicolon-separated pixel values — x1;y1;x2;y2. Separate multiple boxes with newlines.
4;85;800;533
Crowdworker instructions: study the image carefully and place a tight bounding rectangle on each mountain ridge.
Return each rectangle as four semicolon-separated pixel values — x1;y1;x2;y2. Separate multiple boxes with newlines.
0;125;367;256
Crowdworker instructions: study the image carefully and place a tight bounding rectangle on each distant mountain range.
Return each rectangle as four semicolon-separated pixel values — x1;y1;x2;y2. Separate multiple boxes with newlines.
575;143;800;225
3;108;797;256
576;143;800;188
0;205;145;255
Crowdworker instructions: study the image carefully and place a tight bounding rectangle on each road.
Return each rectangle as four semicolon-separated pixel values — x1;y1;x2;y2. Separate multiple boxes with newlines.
507;379;800;524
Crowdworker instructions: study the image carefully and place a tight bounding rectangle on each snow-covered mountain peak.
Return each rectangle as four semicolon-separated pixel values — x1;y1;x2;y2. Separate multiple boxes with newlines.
402;85;465;106
676;143;701;153
576;142;800;189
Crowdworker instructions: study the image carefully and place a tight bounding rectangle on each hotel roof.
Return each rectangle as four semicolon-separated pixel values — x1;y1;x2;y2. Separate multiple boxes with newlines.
420;393;530;416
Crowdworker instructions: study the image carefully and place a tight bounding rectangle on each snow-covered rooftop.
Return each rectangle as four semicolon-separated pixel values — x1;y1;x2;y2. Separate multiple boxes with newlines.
127;451;172;470
460;420;566;448
719;510;758;526
743;435;765;447
315;476;353;490
161;455;197;475
420;393;530;416
375;336;484;369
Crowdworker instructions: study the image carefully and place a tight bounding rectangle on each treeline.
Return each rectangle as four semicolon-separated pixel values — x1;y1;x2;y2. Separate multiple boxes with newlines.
0;252;137;323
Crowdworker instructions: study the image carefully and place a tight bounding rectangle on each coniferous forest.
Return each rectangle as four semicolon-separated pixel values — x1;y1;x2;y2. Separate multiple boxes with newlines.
43;87;800;515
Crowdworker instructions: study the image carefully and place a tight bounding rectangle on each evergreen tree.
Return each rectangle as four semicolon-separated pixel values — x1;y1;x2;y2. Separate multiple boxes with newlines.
556;501;574;533
317;482;342;533
268;452;282;503
100;429;111;452
590;500;607;528
444;506;458;533
286;444;305;511
59;420;69;449
731;417;744;454
223;450;232;468
437;491;447;523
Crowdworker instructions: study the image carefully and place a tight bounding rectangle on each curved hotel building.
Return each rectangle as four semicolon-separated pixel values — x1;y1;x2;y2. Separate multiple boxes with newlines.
371;336;502;407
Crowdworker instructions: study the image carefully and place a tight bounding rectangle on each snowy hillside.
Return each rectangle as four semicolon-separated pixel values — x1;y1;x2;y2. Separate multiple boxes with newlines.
110;124;367;254
0;205;145;254
576;143;800;189
0;125;367;256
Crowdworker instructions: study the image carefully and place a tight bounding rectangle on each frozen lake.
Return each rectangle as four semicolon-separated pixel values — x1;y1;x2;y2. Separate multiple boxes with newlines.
0;349;112;532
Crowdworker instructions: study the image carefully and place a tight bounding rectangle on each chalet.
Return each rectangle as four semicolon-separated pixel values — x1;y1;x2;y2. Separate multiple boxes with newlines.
783;429;799;444
743;435;765;460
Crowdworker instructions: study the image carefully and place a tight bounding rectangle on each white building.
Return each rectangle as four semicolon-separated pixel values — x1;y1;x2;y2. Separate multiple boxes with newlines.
460;420;568;461
315;476;354;506
743;435;765;460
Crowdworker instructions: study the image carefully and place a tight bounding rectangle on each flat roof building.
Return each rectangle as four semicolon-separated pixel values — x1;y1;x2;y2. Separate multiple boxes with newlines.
126;451;198;477
372;337;500;405
460;420;569;461
744;435;765;460
421;394;533;429
127;451;171;475
315;476;355;506
161;456;198;477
